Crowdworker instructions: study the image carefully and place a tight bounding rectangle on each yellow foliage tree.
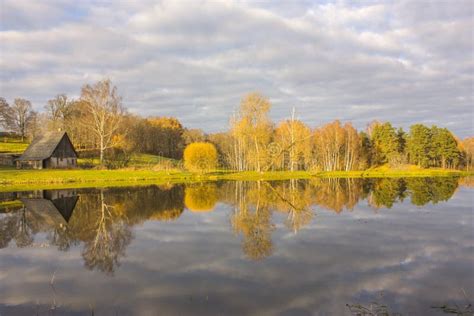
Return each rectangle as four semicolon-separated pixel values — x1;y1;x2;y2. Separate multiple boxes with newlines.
183;142;218;172
230;92;273;172
274;118;312;171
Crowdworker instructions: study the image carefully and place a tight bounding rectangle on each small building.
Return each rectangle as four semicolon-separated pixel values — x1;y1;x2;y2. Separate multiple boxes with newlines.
16;131;78;169
0;153;21;167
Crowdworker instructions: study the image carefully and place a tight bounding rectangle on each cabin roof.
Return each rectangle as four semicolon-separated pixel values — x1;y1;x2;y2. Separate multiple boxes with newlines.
17;131;75;161
20;198;70;226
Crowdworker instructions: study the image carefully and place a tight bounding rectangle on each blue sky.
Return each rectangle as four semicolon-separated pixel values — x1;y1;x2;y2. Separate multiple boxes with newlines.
0;0;473;137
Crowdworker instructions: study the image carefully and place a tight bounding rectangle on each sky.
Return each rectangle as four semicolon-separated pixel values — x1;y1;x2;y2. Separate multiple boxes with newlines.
0;0;473;137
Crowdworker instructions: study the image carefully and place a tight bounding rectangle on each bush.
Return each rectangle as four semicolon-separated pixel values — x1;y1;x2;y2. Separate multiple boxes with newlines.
183;142;217;172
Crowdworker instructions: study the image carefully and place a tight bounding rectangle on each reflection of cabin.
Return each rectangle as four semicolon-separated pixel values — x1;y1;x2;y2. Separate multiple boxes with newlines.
16;131;78;169
20;189;79;225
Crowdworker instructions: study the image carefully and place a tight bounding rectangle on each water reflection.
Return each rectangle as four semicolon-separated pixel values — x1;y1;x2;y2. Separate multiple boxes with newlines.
0;177;462;270
0;177;471;314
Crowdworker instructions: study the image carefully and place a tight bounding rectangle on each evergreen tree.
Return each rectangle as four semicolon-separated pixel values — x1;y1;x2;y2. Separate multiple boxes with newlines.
370;122;399;165
407;124;432;167
431;126;460;168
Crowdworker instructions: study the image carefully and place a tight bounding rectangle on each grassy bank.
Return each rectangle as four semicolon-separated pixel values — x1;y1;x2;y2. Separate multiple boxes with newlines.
0;167;471;192
0;137;29;153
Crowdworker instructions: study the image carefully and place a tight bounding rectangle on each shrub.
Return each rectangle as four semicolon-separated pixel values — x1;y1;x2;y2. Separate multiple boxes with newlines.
183;142;217;172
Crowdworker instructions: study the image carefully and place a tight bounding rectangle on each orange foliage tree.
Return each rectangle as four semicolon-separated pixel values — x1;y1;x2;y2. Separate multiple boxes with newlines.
313;120;361;171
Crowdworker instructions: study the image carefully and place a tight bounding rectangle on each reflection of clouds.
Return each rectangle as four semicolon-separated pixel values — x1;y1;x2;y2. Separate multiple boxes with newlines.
0;186;473;315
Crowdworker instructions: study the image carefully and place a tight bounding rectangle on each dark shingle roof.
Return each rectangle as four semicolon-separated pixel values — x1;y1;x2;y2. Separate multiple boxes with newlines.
18;131;67;161
21;198;69;226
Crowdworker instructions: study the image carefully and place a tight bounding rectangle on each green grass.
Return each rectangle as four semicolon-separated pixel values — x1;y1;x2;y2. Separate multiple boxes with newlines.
0;138;29;153
0;167;471;192
129;153;180;168
77;153;180;168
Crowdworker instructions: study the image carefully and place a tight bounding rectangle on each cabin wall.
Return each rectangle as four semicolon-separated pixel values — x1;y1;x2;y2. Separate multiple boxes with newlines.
46;135;77;168
51;136;77;159
0;154;20;166
16;160;43;169
46;157;77;168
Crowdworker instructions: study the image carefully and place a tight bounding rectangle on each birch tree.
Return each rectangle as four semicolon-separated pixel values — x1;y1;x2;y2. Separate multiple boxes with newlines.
274;113;312;171
80;79;125;164
313;121;361;171
230;93;272;171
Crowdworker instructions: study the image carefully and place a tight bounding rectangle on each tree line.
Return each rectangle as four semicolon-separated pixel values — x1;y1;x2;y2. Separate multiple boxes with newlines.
0;79;472;170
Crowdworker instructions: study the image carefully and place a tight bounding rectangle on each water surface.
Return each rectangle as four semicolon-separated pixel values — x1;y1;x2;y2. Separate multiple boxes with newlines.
0;178;473;315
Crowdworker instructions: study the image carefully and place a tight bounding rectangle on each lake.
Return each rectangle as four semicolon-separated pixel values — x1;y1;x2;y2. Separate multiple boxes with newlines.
0;177;473;315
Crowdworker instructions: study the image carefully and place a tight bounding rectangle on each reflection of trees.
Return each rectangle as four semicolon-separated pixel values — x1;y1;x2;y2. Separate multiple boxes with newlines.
230;182;274;260
114;185;184;223
69;190;132;276
0;177;462;267
47;225;76;251
0;213;18;248
14;207;34;248
406;177;458;206
0;207;35;249
311;178;363;213
185;183;217;212
268;180;314;232
67;185;184;275
0;186;185;275
368;178;407;209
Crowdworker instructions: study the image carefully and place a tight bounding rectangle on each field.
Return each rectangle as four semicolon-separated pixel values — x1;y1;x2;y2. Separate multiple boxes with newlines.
0;137;29;153
0;166;471;192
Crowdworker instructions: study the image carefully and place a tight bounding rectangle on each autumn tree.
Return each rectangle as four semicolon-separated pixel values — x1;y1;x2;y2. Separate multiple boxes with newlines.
0;97;11;129
208;132;234;168
4;98;37;141
124;116;185;159
312;121;361;171
230;92;273;171
274;114;312;171
80;79;125;164
183;142;218;171
183;128;206;145
147;117;184;159
461;137;474;171
45;94;73;131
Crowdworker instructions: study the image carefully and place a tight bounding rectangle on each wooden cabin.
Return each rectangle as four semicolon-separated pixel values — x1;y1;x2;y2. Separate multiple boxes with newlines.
0;153;21;167
16;131;78;169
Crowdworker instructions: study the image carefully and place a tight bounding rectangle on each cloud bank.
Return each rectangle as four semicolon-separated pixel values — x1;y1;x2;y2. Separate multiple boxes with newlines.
0;0;473;136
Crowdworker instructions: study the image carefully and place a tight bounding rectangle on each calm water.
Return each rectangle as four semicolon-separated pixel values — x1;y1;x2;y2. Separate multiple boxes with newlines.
0;178;473;315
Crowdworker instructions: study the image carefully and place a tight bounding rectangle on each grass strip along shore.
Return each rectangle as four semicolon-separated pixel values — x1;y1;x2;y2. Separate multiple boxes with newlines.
0;167;471;193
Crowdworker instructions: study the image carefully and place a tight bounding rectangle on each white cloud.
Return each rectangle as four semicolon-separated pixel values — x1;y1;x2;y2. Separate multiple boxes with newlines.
0;0;472;136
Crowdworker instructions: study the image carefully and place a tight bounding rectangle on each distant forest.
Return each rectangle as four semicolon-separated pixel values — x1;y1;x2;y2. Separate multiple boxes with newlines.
1;79;473;171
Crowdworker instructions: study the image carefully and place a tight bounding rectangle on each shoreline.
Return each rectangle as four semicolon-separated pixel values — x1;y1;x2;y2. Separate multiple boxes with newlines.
0;168;471;192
